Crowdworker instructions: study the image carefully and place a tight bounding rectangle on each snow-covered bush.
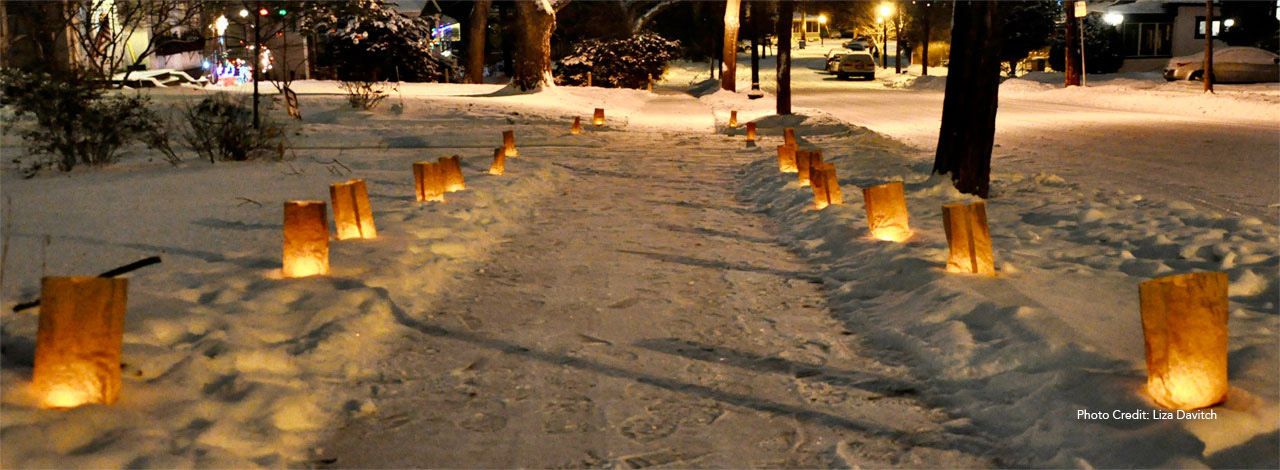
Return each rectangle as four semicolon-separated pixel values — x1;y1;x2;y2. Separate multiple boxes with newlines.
556;33;682;88
316;0;459;82
0;69;171;174
181;94;285;162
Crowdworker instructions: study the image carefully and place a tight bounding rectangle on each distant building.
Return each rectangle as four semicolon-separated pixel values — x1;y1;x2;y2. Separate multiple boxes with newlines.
1093;0;1277;72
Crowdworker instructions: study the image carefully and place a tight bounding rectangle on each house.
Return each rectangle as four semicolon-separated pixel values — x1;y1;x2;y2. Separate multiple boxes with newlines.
1093;0;1278;72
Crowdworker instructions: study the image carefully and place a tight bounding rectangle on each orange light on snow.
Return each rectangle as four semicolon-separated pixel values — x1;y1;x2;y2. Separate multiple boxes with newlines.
1139;272;1229;410
745;122;756;142
777;144;798;173
729;110;739;127
413;162;445;202
593;108;605;126
32;277;128;408
489;147;506;175
571;116;582;134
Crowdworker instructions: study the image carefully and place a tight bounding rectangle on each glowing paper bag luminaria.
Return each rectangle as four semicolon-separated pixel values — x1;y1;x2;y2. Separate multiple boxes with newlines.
32;277;128;408
1139;272;1229;410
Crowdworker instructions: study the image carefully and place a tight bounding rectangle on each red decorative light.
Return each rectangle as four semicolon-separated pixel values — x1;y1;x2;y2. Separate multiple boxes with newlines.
258;8;269;16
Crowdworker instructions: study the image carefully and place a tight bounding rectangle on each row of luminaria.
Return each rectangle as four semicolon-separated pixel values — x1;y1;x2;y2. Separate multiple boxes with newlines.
28;112;621;409
27;112;1224;414
759;123;1229;412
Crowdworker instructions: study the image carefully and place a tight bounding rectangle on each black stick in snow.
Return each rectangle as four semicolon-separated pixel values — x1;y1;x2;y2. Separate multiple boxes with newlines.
11;256;161;313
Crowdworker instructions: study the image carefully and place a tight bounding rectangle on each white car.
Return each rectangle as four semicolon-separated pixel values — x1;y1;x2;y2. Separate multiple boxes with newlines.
1163;47;1279;83
835;51;876;80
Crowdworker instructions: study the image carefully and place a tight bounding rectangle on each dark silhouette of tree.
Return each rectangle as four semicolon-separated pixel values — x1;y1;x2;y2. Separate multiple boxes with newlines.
933;1;1003;198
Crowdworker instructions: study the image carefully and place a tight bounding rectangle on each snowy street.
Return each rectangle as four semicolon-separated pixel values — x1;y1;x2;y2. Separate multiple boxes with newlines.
674;47;1280;221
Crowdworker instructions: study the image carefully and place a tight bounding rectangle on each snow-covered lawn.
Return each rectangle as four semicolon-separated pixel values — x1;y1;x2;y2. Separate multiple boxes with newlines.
1;79;1276;468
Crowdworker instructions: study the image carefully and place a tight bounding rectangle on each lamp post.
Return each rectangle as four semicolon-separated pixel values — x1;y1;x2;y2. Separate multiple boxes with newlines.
878;3;892;69
818;14;827;45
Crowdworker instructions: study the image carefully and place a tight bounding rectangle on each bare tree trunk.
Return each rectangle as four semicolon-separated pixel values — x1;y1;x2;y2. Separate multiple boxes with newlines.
933;0;1002;198
894;2;902;74
512;0;556;91
1064;1;1081;86
1203;0;1214;92
499;2;514;78
467;0;492;84
722;0;741;91
776;0;793;115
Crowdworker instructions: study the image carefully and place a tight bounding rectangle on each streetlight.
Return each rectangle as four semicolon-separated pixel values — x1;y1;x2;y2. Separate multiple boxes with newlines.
877;3;893;69
239;9;249;18
818;14;827;45
1104;12;1124;26
1223;18;1235;28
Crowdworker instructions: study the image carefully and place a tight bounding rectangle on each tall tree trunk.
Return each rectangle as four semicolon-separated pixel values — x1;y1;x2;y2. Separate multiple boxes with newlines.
466;0;492;84
750;35;760;91
512;0;555;91
921;2;930;76
775;0;792;115
894;2;902;74
499;2;514;79
933;1;1002;198
722;0;741;91
1064;1;1081;86
1203;0;1214;92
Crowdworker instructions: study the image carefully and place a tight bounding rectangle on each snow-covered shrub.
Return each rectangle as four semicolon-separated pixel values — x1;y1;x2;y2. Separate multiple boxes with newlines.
0;69;170;174
316;1;459;82
556;33;682;88
181;94;285;162
338;80;390;110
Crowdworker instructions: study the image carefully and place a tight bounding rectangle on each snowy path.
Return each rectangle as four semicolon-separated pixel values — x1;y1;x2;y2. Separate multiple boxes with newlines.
318;134;989;468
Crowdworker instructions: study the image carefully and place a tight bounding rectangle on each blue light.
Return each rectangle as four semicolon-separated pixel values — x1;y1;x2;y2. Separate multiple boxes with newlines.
202;60;211;69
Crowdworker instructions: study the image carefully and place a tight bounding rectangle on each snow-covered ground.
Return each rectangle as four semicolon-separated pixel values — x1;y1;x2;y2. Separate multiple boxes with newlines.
1;67;1276;468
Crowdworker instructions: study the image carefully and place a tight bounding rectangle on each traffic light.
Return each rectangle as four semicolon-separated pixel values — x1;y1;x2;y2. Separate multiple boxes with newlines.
258;8;268;16
278;9;287;16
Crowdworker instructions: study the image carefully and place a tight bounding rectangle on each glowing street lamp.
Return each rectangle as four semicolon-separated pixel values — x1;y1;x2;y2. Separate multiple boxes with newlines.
239;9;249;18
877;3;893;69
214;15;228;36
818;14;828;45
1104;12;1124;26
1223;18;1235;28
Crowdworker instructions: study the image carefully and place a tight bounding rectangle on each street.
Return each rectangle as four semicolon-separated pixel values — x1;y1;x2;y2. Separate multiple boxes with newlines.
724;48;1280;221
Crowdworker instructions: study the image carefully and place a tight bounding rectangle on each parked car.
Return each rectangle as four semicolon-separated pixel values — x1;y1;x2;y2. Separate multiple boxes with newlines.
825;49;851;73
1163;47;1279;83
836;51;876;80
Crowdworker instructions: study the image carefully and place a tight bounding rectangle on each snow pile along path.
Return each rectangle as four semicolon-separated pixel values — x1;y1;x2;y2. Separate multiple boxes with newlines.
0;94;568;467
319;120;989;468
738;125;1278;468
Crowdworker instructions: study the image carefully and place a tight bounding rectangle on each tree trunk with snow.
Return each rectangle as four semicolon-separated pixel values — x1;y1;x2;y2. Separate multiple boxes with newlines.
933;1;1002;198
722;0;741;92
775;0;793;115
466;0;492;84
1064;1;1081;87
1203;0;1214;93
512;0;557;91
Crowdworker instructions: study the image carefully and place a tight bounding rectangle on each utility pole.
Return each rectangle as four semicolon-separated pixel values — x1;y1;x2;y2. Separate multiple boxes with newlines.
1204;0;1214;92
253;1;262;129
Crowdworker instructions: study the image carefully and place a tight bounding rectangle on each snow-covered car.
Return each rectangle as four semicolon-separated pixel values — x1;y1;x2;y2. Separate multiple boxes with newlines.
1163;47;1279;83
835;51;876;80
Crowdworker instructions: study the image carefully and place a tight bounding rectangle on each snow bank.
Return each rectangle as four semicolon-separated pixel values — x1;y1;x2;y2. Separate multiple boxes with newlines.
1;93;571;467
736;128;1278;467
